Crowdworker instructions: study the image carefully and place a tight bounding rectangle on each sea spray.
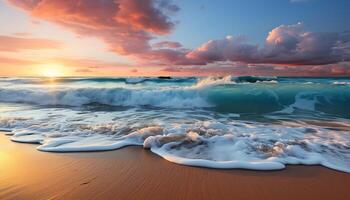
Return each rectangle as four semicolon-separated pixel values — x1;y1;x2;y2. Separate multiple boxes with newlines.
0;76;350;172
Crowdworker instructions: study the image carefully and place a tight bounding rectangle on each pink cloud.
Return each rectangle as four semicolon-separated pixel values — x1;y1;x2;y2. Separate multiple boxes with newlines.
8;0;178;55
0;56;39;65
139;23;350;70
74;68;92;73
153;41;182;48
0;35;61;51
12;32;33;37
50;57;133;70
6;1;350;76
186;23;350;66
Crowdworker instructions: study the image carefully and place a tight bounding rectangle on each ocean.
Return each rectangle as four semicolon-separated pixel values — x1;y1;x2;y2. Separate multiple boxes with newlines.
0;76;349;172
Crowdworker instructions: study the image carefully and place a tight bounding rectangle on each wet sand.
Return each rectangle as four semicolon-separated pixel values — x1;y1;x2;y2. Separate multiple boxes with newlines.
0;133;349;200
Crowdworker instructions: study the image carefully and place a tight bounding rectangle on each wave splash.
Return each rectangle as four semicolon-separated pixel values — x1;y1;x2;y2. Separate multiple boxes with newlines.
1;76;350;172
0;87;210;108
0;76;349;117
1;113;350;172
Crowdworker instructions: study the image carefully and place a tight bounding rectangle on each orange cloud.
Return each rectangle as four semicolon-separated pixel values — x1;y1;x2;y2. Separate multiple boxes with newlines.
8;0;178;55
0;35;61;51
153;41;182;48
0;56;38;65
6;1;350;76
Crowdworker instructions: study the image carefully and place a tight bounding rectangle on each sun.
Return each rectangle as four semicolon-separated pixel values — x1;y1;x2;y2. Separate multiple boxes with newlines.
42;68;60;77
40;64;65;78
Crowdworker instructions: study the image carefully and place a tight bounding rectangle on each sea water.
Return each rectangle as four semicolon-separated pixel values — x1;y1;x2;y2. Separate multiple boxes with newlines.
0;76;349;172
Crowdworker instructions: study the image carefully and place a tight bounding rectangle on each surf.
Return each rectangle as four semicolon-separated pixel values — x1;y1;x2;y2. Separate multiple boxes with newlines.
0;76;350;173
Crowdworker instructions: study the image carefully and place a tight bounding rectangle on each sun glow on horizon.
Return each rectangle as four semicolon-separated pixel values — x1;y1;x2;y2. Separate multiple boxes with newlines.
39;64;67;77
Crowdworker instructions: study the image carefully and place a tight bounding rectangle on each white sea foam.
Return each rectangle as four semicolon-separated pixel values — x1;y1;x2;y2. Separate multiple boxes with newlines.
1;107;349;172
332;81;350;85
11;134;44;143
144;122;350;172
190;76;235;89
150;147;285;170
1;77;350;172
256;80;278;84
37;136;138;152
277;92;318;114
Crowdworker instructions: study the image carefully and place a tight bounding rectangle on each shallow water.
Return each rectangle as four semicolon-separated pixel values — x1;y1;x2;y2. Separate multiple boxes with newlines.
0;76;349;172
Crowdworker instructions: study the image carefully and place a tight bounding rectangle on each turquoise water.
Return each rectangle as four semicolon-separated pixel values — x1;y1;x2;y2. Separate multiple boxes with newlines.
0;76;349;172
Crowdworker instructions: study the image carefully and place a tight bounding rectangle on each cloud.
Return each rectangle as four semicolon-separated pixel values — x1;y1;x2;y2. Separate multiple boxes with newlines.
153;41;182;48
130;23;350;70
8;0;179;55
0;56;39;65
161;62;350;76
185;23;350;66
131;69;138;73
0;35;61;51
6;1;350;76
49;57;133;70
74;68;92;73
12;32;33;37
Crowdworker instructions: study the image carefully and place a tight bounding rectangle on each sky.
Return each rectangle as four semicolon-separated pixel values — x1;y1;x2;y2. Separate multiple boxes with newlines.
0;0;349;77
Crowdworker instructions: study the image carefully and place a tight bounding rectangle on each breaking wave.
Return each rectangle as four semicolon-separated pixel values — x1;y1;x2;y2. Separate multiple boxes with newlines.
1;76;350;173
1;76;349;117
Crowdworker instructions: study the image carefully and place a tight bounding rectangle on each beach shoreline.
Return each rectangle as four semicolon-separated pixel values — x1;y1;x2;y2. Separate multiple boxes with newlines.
0;133;350;200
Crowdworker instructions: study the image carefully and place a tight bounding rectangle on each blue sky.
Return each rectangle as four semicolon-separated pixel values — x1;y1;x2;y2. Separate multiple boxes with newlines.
0;0;349;76
167;0;350;48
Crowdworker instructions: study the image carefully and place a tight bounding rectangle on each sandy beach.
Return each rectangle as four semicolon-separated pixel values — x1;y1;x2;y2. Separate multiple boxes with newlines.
0;133;349;200
1;0;350;199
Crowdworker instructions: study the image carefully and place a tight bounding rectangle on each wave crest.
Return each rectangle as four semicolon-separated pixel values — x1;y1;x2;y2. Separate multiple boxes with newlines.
0;87;211;108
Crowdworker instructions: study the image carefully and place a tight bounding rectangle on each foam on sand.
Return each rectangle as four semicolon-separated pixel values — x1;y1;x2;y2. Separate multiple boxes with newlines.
2;115;349;172
1;76;350;172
